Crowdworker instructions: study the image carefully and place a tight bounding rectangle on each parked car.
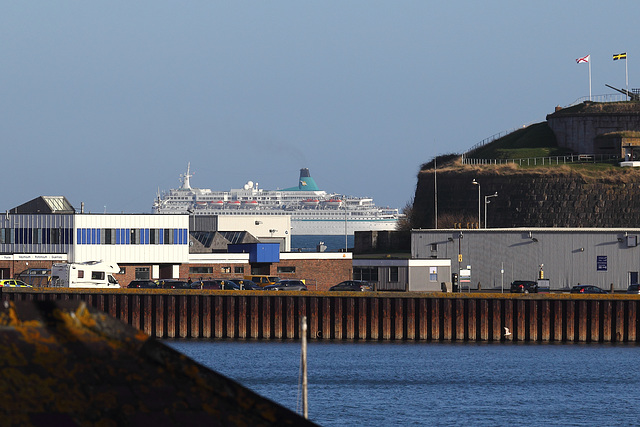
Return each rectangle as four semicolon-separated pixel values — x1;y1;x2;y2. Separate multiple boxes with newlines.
329;280;373;292
626;284;640;294
230;279;262;290
157;279;191;290
189;280;210;289
510;280;538;294
127;280;158;289
570;285;608;294
0;279;32;288
193;279;240;290
244;275;281;287
264;280;308;291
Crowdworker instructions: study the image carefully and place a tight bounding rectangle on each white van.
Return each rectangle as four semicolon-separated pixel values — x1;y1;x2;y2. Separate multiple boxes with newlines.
51;261;120;288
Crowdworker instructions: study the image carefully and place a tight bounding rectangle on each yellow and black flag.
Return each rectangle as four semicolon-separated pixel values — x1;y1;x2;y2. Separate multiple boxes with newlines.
613;52;627;61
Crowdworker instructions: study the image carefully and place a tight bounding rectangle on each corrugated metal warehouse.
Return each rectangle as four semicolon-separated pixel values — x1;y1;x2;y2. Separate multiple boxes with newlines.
412;228;640;291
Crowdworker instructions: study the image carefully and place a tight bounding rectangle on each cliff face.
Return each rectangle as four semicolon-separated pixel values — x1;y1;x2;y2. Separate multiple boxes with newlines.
412;165;640;229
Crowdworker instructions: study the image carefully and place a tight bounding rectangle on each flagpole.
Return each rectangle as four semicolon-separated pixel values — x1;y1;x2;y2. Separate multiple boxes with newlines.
613;53;629;100
577;55;590;100
434;156;437;229
589;57;591;101
626;55;629;100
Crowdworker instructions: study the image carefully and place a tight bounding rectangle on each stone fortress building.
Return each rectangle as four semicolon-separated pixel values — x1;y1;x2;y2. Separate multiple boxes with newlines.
413;101;640;230
546;101;640;158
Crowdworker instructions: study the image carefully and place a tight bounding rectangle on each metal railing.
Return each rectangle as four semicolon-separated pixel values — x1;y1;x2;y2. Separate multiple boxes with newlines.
462;154;620;166
463;94;632;159
463;123;536;157
566;94;629;107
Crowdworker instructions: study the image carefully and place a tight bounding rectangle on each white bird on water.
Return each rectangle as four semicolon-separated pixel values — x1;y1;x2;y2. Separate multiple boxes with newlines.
504;327;512;337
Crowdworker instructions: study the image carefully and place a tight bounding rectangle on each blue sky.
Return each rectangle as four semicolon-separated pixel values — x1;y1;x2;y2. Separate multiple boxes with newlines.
1;1;637;213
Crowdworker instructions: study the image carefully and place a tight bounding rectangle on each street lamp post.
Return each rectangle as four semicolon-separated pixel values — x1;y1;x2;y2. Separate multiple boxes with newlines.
472;179;480;228
484;192;498;228
344;204;348;252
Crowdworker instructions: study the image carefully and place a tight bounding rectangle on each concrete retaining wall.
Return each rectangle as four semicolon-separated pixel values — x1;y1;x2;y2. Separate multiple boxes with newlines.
413;168;640;229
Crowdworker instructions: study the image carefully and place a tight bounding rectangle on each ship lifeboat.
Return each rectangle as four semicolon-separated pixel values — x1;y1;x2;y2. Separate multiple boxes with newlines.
242;200;259;209
227;200;241;208
210;200;224;208
324;199;343;208
196;201;207;207
301;199;320;207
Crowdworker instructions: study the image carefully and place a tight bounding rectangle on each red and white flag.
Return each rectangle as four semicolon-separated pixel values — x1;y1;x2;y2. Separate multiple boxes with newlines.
576;54;590;64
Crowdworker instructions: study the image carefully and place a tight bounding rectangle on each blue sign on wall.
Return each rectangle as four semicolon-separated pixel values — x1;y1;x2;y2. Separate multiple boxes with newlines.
228;243;280;263
597;255;607;271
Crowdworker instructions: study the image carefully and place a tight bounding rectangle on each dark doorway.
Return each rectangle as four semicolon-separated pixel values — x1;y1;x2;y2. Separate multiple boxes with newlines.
159;264;175;279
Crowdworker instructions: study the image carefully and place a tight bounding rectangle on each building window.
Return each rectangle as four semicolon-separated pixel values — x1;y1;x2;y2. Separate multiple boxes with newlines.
234;266;244;274
164;229;172;244
91;271;105;280
429;267;438;282
130;229;138;244
221;266;231;274
0;228;12;244
150;229;157;244
189;267;213;274
277;266;296;274
78;270;84;279
104;229;115;245
119;267;126;275
116;228;129;245
389;266;399;282
354;267;378;282
135;267;150;280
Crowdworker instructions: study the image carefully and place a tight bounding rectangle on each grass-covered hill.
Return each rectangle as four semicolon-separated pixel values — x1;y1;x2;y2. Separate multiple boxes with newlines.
468;122;572;160
420;122;569;171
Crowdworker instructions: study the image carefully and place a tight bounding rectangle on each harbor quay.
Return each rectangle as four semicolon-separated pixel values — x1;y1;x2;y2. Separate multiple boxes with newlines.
3;288;639;343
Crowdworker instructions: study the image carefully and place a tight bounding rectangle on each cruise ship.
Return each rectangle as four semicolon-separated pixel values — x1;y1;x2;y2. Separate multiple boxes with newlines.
153;165;401;235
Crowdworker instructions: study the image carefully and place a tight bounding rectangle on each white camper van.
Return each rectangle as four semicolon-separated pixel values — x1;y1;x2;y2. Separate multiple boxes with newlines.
51;261;120;288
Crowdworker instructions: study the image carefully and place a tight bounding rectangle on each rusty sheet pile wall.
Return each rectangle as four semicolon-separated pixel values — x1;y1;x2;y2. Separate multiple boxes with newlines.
2;289;639;343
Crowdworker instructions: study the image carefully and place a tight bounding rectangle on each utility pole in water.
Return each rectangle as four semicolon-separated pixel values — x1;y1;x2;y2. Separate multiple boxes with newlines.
301;316;308;419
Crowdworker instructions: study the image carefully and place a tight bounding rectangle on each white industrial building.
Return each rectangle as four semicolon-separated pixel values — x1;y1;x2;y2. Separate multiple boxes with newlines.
0;196;292;282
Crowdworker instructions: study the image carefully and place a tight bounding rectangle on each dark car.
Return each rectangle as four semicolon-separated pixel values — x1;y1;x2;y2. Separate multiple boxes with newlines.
329;280;373;292
193;279;240;290
264;279;308;291
230;279;262;290
626;284;640;294
158;279;191;290
127;280;158;289
570;284;608;294
510;280;538;294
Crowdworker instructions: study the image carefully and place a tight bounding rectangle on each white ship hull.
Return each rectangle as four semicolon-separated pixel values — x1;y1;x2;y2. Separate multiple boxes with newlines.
291;217;399;235
154;166;401;236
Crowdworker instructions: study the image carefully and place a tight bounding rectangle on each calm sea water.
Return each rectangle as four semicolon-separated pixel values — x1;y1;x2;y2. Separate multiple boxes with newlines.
291;235;354;252
165;340;640;426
